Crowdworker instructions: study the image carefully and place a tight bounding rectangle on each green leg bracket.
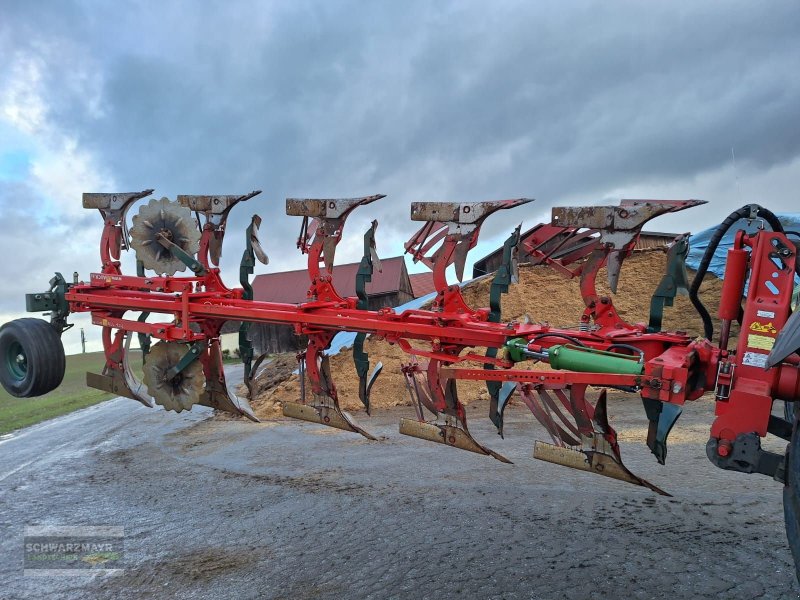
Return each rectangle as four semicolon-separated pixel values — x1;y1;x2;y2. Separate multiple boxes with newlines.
239;215;269;392
648;234;690;332
353;221;382;413
136;260;151;362
486;225;522;437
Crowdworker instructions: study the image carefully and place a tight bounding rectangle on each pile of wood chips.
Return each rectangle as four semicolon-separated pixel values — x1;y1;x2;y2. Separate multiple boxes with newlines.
242;250;725;421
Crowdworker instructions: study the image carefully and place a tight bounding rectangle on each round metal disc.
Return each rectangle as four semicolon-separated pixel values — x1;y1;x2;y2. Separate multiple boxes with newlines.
143;341;206;412
130;197;201;276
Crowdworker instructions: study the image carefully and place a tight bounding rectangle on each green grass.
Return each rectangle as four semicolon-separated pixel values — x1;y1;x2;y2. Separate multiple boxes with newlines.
0;351;113;435
0;350;246;435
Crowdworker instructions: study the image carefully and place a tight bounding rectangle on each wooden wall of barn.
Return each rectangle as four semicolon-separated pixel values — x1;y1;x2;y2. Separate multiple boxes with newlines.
248;290;414;355
248;323;306;355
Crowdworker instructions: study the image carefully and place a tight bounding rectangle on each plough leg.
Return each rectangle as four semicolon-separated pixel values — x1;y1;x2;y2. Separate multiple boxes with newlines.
399;358;511;463
282;335;377;439
198;338;259;421
86;328;156;408
401;360;439;420
521;384;669;495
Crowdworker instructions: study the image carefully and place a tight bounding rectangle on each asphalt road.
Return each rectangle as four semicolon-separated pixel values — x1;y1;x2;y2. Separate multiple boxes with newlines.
0;372;798;599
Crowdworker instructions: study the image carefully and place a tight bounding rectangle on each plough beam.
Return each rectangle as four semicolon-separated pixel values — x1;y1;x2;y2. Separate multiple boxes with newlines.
11;187;800;555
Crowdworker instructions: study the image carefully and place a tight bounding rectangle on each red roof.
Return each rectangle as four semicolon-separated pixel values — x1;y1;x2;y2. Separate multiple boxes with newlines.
253;256;407;304
409;272;436;298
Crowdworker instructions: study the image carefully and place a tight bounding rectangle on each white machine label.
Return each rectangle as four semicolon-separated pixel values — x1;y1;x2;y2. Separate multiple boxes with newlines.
757;310;776;318
742;352;769;368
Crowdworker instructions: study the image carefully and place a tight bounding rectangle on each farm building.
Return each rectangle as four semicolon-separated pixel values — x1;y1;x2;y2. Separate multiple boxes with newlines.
248;257;432;354
409;272;437;298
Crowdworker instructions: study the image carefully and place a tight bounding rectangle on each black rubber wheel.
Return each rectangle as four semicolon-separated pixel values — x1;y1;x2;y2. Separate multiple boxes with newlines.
0;318;65;397
784;407;800;583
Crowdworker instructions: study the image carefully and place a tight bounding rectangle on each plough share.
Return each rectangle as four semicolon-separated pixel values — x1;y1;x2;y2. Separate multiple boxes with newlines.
4;191;800;578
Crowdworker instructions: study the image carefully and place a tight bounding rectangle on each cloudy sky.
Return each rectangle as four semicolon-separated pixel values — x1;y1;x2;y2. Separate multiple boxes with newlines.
1;0;798;353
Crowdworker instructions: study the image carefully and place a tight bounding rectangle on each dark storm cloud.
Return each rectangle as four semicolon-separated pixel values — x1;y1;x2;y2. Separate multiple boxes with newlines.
0;180;98;312
1;0;799;301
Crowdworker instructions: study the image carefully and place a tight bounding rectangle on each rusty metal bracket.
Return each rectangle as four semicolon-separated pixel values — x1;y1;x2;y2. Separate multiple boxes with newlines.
405;199;532;317
178;190;262;266
552;199;705;295
83;189;154;269
287;195;385;292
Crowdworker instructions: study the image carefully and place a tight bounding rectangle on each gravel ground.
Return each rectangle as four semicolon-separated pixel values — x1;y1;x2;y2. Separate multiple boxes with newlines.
0;384;798;599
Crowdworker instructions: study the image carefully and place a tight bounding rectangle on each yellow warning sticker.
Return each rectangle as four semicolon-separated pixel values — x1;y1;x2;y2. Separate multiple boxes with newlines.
749;321;778;334
747;334;775;351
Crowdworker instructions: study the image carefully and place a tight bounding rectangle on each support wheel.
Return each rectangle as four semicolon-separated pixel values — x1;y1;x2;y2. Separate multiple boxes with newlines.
0;318;66;397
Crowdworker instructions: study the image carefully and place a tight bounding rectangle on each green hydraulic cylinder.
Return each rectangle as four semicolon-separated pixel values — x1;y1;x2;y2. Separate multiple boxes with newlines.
547;344;644;375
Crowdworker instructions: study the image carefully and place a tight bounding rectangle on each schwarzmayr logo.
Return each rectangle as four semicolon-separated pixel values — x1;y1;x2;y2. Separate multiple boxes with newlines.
24;526;125;577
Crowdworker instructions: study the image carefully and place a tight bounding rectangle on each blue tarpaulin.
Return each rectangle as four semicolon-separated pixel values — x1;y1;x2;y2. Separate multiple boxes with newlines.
324;291;438;357
686;213;800;278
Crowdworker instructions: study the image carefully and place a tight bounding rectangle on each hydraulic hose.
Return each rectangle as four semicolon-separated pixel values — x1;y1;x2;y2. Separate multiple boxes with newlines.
531;333;588;347
689;204;784;340
606;343;645;362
